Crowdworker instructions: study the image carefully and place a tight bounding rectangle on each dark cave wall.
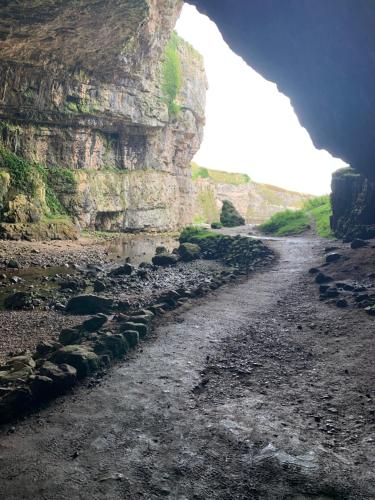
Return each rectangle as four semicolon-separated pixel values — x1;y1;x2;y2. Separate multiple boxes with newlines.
331;168;375;240
191;0;375;181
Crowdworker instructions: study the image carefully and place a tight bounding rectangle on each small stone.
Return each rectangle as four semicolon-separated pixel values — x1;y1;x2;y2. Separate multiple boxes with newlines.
7;259;19;269
308;268;320;274
336;299;348;308
325;253;341;263
315;272;333;284
351;239;368;249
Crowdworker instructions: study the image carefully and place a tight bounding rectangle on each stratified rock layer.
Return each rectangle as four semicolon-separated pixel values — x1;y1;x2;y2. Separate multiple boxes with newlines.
0;1;206;236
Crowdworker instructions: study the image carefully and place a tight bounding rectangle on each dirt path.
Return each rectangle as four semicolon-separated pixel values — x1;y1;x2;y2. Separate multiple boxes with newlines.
0;236;374;499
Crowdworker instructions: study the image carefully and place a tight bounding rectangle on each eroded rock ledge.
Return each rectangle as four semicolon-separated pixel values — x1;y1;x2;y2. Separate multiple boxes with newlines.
0;0;206;238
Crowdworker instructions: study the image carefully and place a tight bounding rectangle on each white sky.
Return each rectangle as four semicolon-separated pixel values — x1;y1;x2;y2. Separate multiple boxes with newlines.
176;4;347;195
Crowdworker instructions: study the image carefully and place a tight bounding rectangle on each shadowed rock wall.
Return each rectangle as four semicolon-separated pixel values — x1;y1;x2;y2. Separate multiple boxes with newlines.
192;0;375;181
331;168;375;239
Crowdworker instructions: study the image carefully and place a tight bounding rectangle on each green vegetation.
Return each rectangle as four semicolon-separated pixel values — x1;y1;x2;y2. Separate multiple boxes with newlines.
304;195;333;238
211;221;223;229
180;225;220;243
259;195;333;238
162;32;182;117
220;199;245;227
191;162;251;185
0;146;76;216
259;209;310;236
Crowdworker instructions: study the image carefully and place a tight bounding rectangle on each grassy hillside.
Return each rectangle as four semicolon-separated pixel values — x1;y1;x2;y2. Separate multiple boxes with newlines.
192;162;251;185
259;195;333;238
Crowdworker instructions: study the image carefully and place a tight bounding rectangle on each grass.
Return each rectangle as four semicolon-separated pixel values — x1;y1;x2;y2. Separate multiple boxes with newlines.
259;210;310;236
191;163;251;185
180;225;221;243
162;32;182;117
259;195;333;238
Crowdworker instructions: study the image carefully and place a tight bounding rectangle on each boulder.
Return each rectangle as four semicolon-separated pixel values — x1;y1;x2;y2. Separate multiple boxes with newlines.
220;200;245;227
30;375;54;401
81;314;108;332
59;328;82;345
4;291;35;310
38;361;77;392
0;386;33;423
66;294;113;314
101;333;129;359
178;242;201;262
152;253;179;267
122;330;139;348
109;264;134;277
35;340;61;358
121;322;148;339
51;345;100;379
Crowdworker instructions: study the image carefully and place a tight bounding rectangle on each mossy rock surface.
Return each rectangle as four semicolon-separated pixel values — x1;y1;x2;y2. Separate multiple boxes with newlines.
179;242;201;261
220;200;245;227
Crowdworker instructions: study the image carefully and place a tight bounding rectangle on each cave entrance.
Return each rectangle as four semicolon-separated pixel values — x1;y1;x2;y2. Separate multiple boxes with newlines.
176;4;347;229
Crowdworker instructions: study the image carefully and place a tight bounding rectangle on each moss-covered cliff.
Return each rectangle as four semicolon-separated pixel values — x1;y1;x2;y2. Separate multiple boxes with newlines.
0;2;206;239
192;164;313;224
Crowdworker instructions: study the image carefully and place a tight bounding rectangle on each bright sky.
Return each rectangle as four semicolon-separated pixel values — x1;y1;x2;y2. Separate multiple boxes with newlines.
176;4;347;195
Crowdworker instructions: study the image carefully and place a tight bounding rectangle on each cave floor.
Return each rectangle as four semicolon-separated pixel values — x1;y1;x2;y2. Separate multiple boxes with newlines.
0;235;374;499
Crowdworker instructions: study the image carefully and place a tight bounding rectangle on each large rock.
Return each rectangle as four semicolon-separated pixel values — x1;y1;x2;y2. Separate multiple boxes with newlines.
152;253;179;267
179;243;201;262
51;345;100;378
38;361;77;392
66;295;113;315
220;200;245;227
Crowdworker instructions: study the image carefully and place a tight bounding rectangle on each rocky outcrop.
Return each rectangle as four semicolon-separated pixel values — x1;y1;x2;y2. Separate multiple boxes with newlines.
193;169;312;225
0;1;206;237
331;168;375;240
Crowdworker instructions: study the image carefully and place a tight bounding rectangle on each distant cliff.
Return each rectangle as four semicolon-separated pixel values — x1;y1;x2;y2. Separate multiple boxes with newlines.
192;164;313;224
0;0;206;239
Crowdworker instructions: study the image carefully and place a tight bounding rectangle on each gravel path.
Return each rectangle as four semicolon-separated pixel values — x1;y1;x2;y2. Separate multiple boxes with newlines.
0;235;373;499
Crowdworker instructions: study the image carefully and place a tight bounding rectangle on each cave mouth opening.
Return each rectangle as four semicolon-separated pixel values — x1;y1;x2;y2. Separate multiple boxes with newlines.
176;4;347;198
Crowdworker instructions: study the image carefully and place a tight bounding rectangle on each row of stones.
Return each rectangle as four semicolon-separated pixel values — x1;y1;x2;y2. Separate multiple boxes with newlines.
0;250;275;425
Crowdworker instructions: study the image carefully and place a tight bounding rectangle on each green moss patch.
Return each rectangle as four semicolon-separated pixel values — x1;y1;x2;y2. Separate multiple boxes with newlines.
162;32;182;117
0;146;76;217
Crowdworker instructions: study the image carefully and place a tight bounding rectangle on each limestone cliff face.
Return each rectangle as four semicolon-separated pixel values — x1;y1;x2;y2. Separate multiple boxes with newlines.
193;175;313;225
331;168;375;239
0;1;206;236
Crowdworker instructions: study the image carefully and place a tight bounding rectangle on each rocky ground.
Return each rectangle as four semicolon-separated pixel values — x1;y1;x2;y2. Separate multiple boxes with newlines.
0;231;373;499
0;233;236;363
